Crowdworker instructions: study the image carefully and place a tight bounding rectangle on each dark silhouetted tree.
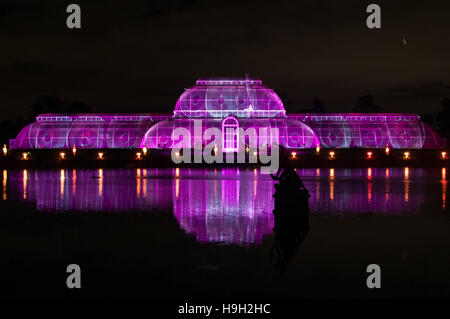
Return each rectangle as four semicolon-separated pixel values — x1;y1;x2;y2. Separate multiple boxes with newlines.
0;96;93;145
278;92;293;111
421;112;438;129
66;99;92;113
0;120;16;146
311;98;325;113
0;116;27;146
28;95;92;122
28;95;66;122
353;95;382;113
437;97;450;141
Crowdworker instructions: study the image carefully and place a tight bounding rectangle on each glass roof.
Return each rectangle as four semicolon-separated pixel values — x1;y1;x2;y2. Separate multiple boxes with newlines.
173;77;286;118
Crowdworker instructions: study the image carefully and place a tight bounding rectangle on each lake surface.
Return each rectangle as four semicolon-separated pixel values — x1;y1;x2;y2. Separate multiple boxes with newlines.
1;167;449;299
2;168;447;245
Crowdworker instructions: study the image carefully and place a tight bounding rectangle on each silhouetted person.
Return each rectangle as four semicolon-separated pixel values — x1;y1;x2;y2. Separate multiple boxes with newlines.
270;145;310;277
270;146;308;210
271;146;305;188
270;203;309;277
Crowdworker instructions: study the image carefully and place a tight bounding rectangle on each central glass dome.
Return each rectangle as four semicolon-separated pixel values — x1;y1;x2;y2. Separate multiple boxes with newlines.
173;77;286;118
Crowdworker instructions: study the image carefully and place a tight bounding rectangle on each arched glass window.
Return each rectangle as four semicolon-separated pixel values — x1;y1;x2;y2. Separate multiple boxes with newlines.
222;117;239;152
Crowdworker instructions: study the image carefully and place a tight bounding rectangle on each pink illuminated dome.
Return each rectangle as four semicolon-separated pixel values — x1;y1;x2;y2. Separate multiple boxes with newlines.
173;77;286;118
9;76;446;150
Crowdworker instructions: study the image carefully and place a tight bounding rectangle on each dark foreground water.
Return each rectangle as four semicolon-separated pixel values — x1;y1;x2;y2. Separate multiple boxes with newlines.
0;167;449;300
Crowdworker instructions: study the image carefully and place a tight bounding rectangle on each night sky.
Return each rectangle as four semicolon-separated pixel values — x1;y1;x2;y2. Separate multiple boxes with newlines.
0;0;449;120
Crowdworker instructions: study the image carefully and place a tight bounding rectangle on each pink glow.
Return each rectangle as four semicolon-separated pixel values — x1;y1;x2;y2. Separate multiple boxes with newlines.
10;78;446;150
222;117;239;152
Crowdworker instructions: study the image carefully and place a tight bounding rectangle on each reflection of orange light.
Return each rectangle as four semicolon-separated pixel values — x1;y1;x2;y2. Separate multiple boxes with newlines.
72;169;76;195
405;183;409;202
23;170;27;199
404;167;410;201
367;151;373;159
442;168;447;210
2;144;7;156
368;168;372;179
385;168;390;200
98;168;103;197
385;145;390;155
316;168;320;177
98;152;104;159
137;169;141;198
368;180;372;202
60;169;65;197
291;152;297;159
441;151;447;160
175;167;180;177
2;170;7;200
403;151;410;160
330;180;334;200
142;169;147;198
330;168;335;200
329;151;335;160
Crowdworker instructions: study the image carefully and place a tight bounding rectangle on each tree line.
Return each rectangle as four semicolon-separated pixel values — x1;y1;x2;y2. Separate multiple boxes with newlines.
0;96;91;146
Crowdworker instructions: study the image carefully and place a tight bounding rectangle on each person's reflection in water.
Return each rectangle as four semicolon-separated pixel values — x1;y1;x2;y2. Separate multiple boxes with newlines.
270;146;310;277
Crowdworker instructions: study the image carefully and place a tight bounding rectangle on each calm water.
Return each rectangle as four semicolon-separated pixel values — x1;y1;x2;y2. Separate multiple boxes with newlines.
1;167;449;300
2;167;448;245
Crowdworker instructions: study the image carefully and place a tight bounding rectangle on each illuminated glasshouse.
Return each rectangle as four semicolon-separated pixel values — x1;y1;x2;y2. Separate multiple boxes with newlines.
10;77;446;150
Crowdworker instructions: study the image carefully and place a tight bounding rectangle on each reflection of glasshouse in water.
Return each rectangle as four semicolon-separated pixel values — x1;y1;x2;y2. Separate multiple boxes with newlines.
11;77;446;149
5;168;442;245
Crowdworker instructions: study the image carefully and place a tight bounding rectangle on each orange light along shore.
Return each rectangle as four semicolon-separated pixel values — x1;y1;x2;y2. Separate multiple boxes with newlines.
0;148;448;169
